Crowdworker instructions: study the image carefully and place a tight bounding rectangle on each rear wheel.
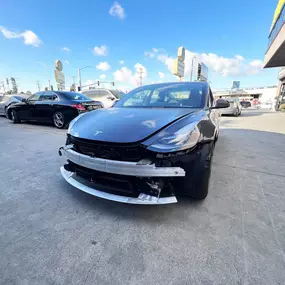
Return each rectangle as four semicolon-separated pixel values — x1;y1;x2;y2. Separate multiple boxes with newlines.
53;111;66;129
177;143;214;200
11;110;21;124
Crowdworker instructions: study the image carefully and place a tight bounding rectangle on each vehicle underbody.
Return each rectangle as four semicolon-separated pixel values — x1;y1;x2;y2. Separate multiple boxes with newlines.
59;134;213;204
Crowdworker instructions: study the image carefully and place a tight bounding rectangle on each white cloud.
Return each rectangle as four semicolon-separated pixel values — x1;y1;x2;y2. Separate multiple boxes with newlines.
93;45;108;56
0;26;42;47
62;47;70;52
109;2;125;19
99;74;106;79
64;60;70;65
119;60;124;64
114;67;133;82
114;63;147;86
235;55;244;61
158;72;165;79
152;48;159;53
156;49;264;78
96;62;111;71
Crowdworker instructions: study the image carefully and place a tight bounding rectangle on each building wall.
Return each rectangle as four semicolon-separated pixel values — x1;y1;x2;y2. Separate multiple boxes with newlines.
213;87;277;102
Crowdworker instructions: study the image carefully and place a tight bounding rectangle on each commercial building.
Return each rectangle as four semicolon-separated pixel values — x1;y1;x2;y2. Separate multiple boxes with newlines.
213;86;277;103
264;0;285;108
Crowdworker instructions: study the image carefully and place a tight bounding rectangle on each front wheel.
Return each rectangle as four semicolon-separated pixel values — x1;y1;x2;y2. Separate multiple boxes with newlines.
176;143;214;200
11;110;21;124
53;111;66;129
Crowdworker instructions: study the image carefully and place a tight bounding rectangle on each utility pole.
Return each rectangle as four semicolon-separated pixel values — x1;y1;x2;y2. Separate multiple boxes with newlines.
36;81;40;91
137;67;143;86
78;69;82;91
48;80;51;90
190;56;196;81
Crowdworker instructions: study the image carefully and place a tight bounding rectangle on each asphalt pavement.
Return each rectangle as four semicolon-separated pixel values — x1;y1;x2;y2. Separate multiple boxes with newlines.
0;109;285;285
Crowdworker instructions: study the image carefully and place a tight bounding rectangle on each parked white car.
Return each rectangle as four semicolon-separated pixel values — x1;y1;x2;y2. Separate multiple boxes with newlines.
81;89;120;108
0;94;27;118
221;98;242;116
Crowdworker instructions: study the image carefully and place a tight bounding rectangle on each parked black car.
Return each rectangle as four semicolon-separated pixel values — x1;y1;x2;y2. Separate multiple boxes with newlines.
7;91;103;128
240;101;251;108
59;82;229;204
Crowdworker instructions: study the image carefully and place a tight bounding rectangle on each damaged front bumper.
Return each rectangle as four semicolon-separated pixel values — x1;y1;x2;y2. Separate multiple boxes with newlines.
59;145;185;205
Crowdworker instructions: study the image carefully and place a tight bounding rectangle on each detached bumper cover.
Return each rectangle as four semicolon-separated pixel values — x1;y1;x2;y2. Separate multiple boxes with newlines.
59;145;185;177
61;167;177;205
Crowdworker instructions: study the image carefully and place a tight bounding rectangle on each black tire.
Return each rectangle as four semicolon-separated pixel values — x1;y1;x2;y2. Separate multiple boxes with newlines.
11;110;21;124
177;143;214;200
53;111;66;129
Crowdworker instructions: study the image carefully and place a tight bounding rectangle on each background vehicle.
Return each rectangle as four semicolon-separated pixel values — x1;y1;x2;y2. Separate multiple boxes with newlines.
60;82;229;204
240;101;251;108
81;88;119;108
221;98;241;116
7;91;103;129
0;94;27;118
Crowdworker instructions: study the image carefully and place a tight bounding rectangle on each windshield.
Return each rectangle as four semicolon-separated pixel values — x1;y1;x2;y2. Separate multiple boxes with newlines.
115;82;207;108
58;91;91;101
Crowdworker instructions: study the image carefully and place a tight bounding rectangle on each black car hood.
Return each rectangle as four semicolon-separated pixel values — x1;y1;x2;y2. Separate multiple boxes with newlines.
69;107;200;143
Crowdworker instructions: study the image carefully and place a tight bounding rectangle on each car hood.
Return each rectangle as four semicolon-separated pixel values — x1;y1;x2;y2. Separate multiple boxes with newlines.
69;107;200;143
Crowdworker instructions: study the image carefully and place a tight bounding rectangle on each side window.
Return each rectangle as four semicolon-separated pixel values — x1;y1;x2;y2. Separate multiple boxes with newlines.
40;92;58;101
208;89;214;107
28;92;42;102
100;90;110;97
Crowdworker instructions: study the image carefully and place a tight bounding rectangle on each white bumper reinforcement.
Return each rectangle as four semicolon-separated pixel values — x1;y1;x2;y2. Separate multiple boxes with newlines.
59;145;185;177
61;167;177;205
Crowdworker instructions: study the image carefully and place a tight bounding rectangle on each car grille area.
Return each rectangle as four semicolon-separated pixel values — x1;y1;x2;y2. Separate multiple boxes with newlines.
65;161;170;198
68;135;153;162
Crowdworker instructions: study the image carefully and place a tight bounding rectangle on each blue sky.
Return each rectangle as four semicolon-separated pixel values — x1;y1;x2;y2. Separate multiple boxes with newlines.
0;0;280;92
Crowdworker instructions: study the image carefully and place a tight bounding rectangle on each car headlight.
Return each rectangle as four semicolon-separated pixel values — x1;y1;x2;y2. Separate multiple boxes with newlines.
67;113;86;134
148;122;200;152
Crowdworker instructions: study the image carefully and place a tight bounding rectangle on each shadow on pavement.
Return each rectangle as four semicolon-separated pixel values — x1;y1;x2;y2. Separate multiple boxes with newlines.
59;179;205;223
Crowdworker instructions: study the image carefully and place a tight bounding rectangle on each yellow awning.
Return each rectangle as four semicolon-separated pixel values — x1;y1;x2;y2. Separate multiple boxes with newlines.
270;0;285;32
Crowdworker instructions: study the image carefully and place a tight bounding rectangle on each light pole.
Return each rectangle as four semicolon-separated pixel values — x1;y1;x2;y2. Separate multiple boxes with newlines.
190;56;196;82
78;66;93;91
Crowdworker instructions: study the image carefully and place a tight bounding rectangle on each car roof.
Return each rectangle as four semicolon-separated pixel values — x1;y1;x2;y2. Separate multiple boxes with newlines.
142;81;209;88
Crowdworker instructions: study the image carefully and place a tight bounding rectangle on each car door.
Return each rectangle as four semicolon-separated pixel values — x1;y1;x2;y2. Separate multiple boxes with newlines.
35;92;58;122
17;92;43;120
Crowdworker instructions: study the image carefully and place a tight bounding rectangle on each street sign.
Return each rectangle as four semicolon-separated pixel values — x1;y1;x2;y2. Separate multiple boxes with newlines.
173;59;185;78
177;46;185;62
231;81;240;89
197;63;208;82
54;60;65;90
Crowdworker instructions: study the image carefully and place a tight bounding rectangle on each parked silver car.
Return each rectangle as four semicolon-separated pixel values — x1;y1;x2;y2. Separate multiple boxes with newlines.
221;98;241;116
0;94;26;118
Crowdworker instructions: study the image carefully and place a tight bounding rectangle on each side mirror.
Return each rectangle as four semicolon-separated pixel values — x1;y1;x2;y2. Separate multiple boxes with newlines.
212;99;230;109
22;98;27;103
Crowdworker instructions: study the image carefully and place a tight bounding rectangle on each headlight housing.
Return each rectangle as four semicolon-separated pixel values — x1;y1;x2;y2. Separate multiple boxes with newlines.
148;122;201;152
67;113;86;134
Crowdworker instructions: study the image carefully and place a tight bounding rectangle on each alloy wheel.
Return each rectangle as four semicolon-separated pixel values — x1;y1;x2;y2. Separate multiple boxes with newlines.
53;112;64;128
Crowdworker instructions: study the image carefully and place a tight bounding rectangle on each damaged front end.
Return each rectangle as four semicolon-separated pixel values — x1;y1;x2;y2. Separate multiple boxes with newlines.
58;135;195;205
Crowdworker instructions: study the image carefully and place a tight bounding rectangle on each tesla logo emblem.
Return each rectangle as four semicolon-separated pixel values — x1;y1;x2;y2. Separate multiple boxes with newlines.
94;131;103;136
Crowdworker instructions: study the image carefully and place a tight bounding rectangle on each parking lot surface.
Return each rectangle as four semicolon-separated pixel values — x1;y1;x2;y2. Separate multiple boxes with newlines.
1;109;285;285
